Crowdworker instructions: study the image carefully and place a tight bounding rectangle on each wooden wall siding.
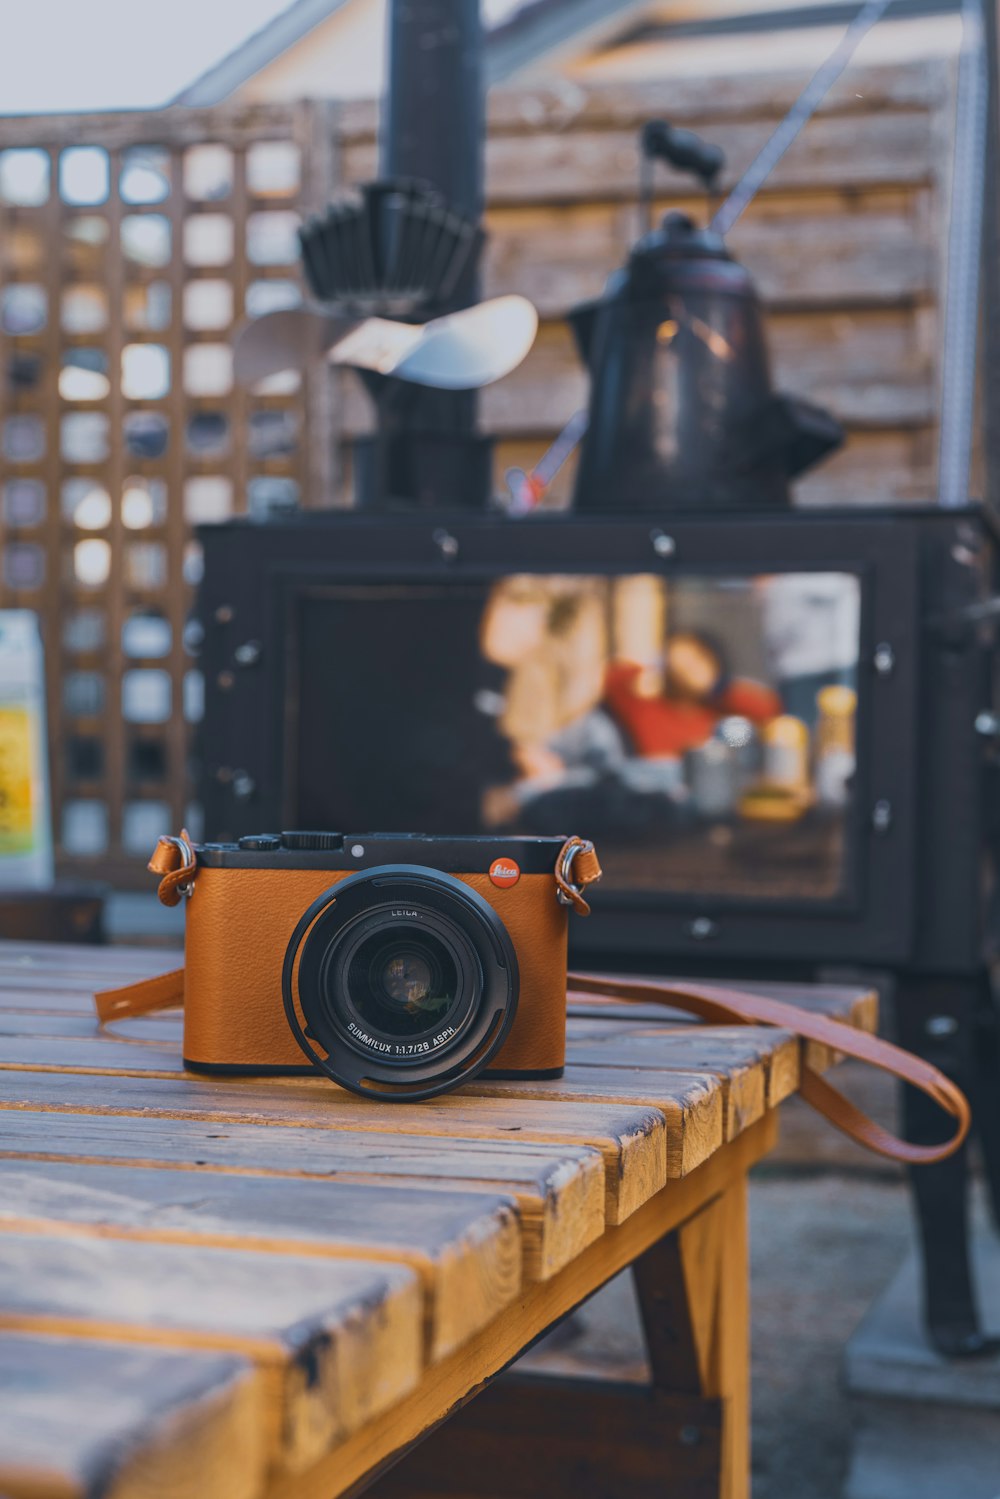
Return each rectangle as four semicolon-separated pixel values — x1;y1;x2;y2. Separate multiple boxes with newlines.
337;59;956;511
0;59;957;879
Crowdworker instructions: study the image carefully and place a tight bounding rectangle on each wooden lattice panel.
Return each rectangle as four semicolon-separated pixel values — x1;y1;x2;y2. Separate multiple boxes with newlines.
0;104;335;883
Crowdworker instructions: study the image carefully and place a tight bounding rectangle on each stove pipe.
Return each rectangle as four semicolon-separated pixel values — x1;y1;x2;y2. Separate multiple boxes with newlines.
383;0;484;231
356;0;491;508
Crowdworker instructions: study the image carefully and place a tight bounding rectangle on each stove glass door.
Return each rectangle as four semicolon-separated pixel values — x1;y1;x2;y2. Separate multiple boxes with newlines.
295;566;862;909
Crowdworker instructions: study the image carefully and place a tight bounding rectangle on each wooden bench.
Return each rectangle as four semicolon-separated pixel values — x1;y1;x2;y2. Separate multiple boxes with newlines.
0;940;875;1499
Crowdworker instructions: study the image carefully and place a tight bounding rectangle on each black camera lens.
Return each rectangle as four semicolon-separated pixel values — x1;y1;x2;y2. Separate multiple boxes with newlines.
282;865;519;1101
332;918;470;1047
363;939;448;1025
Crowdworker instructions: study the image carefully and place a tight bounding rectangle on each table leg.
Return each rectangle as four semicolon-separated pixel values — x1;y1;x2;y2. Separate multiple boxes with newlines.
365;1180;751;1499
635;1181;749;1499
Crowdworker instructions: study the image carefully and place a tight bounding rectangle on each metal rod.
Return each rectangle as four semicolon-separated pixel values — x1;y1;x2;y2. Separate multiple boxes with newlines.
711;0;892;236
938;0;990;509
981;0;1000;511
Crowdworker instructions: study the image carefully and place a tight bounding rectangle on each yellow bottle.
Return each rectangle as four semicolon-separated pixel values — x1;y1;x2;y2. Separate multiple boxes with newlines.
0;611;53;885
814;685;857;808
738;715;811;822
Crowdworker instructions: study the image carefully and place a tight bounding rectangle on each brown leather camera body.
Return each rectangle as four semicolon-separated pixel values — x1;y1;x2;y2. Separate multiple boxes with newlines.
181;833;582;1080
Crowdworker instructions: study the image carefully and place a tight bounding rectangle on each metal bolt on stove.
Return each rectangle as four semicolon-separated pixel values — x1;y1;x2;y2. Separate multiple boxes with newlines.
234;641;262;668
433;528;460;561
873;643;896;675
231;772;256;802
871;800;893;835
926;1015;960;1039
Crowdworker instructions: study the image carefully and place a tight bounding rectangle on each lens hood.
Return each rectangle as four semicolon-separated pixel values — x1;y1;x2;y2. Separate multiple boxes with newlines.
282;864;519;1100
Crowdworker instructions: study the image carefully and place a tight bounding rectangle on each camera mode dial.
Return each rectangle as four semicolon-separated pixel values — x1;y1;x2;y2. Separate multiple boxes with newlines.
281;831;344;851
238;834;282;851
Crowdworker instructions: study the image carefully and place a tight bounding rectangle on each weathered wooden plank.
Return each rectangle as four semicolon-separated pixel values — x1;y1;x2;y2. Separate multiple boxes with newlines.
564;1025;800;1118
0;955;177;982
0;939;178;970
344;112;936;202
564;1031;765;1137
0;953;178;1001
0;1162;520;1362
794;425;935;504
335;62;951;140
0;1035;724;1176
733;206;934;309
0;1071;666;1224
0;986;143;1013
478;203;936;322
768;305;932;379
466;1068;723;1178
0;1110;604;1281
0;1010;183;1042
0;103;310;151
564;1022;796;1115
0;1231;421;1474
0;971;173;998
0;1033;186;1074
486;61;950;127
0;1333;263;1499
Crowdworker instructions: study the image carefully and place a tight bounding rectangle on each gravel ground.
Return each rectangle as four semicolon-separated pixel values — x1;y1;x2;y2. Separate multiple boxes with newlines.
749;1169;912;1499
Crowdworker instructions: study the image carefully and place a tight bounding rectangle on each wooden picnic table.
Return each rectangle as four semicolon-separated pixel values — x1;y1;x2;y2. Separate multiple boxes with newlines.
0;940;876;1499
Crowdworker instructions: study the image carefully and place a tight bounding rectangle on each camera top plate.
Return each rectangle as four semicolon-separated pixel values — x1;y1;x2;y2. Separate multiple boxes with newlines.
194;832;569;875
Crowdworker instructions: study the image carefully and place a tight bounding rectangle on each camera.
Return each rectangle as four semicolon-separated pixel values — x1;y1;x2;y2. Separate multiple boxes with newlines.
171;830;600;1100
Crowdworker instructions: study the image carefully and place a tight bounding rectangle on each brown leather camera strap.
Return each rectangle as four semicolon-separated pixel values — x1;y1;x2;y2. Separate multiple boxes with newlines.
554;837;603;915
148;831;197;908
96;967;185;1022
94;837;192;1018
567;972;970;1166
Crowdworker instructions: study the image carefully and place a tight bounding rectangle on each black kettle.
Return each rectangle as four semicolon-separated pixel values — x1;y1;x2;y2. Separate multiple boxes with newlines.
569;209;843;513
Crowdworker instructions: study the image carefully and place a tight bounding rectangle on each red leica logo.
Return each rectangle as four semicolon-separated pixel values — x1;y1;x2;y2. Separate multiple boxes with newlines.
489;858;521;889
